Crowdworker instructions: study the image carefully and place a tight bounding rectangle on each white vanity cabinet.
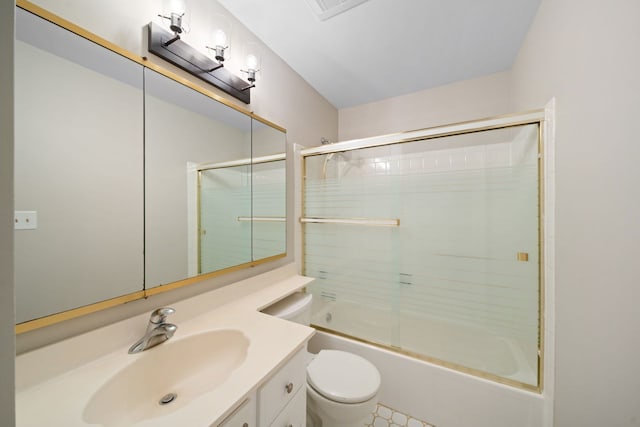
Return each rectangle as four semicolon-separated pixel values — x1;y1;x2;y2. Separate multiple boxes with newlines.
217;393;257;427
257;348;307;427
266;386;306;427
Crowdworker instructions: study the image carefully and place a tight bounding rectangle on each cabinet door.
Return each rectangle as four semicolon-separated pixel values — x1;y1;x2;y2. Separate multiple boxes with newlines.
218;394;256;427
258;349;307;426
268;386;306;427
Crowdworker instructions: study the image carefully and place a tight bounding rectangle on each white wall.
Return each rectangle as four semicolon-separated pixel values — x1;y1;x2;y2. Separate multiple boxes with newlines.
0;0;15;424
511;0;640;426
338;71;512;141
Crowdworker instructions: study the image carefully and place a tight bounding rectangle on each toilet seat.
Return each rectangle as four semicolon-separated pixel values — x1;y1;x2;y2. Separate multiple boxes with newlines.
307;350;381;404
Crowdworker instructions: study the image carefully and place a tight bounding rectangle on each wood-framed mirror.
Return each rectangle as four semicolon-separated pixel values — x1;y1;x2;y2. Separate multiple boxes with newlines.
14;0;287;333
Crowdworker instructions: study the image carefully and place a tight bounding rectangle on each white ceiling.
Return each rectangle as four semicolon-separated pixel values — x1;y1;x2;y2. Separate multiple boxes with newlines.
218;0;542;109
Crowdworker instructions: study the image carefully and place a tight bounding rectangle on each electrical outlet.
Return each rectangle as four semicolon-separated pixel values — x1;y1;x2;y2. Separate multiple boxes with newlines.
15;211;37;230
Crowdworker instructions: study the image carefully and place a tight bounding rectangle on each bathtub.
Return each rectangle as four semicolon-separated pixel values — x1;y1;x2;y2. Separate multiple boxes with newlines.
308;300;545;427
311;299;538;385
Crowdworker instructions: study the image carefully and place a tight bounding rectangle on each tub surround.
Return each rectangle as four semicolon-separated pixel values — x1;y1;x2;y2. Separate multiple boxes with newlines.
310;331;544;427
15;264;315;426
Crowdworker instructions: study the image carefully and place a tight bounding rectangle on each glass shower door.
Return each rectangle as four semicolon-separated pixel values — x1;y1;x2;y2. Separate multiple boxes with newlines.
303;123;541;388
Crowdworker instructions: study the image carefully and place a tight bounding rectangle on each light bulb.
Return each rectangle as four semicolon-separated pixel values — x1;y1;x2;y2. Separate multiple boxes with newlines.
208;14;232;63
241;42;261;83
246;54;258;70
214;29;228;48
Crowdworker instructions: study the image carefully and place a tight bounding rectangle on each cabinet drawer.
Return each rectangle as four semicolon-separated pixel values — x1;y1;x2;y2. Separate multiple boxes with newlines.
217;394;256;427
258;348;307;426
269;386;305;427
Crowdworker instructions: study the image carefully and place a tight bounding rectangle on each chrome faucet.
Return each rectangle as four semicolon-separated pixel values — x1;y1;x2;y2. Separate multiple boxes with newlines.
128;307;177;354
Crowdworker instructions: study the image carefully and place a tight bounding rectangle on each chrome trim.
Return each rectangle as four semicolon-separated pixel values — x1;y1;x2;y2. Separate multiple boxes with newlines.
128;307;177;354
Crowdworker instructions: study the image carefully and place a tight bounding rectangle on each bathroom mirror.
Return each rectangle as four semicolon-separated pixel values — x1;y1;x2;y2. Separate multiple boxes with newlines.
14;2;288;329
144;68;253;286
145;71;287;286
14;8;145;323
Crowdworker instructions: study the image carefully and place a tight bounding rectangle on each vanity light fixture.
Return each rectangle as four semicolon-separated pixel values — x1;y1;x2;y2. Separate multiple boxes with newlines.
157;0;188;46
147;10;255;103
240;42;261;90
206;14;232;66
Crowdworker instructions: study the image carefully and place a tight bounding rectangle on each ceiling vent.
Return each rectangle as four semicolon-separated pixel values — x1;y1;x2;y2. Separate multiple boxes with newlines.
304;0;371;21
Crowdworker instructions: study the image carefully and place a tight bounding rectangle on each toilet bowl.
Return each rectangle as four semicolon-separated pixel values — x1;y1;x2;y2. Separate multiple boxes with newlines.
306;349;380;427
262;292;381;427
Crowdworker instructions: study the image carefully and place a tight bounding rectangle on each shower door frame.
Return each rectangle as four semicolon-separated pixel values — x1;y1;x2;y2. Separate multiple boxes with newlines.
300;108;551;393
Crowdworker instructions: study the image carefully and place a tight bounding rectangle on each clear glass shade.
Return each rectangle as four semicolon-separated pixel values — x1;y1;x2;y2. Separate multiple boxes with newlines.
161;0;189;33
211;14;232;48
243;42;261;71
162;0;188;17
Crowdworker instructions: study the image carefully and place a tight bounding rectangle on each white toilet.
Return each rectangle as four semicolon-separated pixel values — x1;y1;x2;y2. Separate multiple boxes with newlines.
262;292;381;427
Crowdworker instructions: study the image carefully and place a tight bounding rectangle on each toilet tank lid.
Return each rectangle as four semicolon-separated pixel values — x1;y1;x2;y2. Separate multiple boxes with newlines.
307;350;381;404
261;292;312;320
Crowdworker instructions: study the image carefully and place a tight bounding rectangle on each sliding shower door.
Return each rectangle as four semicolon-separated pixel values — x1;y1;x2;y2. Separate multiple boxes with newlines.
199;165;252;273
303;122;542;389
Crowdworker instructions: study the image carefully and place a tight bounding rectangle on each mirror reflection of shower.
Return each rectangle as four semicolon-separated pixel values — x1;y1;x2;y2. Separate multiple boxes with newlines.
320;137;352;179
193;153;286;274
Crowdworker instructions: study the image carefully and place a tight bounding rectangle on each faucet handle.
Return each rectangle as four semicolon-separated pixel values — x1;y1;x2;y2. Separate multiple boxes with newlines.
149;307;175;324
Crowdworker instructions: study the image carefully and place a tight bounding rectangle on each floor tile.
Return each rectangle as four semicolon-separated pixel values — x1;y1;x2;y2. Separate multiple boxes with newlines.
364;403;434;427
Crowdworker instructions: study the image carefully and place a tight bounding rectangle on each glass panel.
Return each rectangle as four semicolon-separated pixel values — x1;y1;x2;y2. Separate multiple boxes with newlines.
199;165;251;273
14;9;144;323
252;160;286;259
251;120;286;260
144;68;252;286
304;124;540;387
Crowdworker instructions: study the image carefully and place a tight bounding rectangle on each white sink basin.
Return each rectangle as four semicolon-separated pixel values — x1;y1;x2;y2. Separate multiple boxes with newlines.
83;329;249;426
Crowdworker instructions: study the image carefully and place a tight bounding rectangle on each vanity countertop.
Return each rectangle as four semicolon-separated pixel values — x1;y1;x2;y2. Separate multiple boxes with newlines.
15;264;315;426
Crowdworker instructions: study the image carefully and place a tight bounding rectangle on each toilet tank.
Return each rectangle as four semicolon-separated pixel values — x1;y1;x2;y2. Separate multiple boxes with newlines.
262;292;312;325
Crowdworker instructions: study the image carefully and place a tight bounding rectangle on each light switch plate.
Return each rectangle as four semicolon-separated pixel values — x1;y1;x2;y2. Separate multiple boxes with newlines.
15;211;37;230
